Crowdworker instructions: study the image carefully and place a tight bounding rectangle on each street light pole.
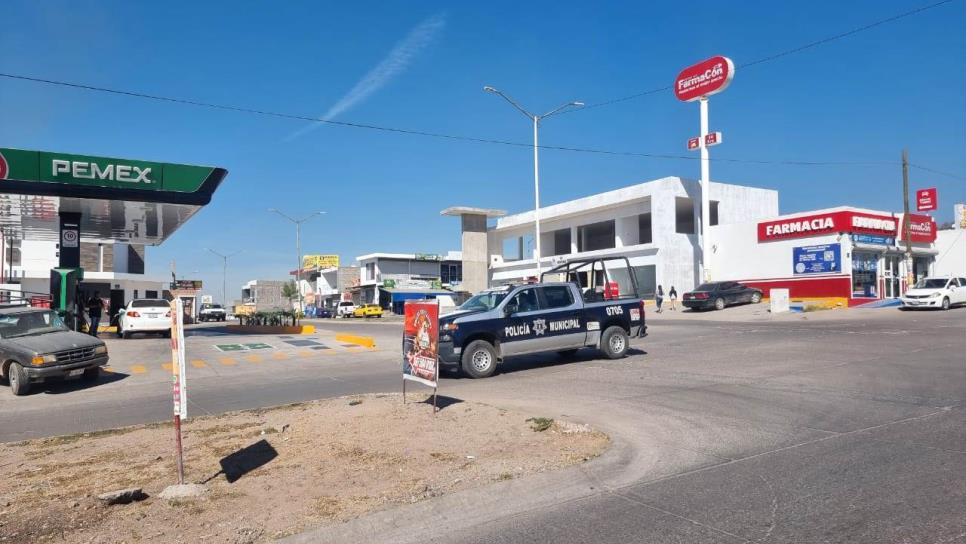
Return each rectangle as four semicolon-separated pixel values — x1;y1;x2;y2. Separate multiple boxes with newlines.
268;209;325;313
206;248;243;307
484;86;583;277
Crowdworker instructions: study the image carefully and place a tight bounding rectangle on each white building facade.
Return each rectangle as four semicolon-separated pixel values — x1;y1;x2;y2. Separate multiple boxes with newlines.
355;251;463;313
2;237;164;311
485;177;778;295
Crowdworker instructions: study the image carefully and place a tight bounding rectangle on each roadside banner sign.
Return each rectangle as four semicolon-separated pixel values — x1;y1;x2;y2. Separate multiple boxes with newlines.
916;188;937;212
793;243;841;275
704;132;723;147
402;300;439;388
674;56;735;102
687;137;700;150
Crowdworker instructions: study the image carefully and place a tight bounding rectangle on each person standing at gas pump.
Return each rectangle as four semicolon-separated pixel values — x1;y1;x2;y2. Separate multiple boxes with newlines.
87;296;104;337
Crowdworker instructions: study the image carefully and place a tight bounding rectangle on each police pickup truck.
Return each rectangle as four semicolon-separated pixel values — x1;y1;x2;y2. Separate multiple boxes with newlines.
438;257;646;378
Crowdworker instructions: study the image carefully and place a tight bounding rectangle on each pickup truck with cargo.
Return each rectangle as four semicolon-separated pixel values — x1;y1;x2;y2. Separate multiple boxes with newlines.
438;258;646;378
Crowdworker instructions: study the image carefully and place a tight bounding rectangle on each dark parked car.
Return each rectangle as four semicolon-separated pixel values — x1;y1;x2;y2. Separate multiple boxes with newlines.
317;307;333;319
682;281;762;311
0;307;109;395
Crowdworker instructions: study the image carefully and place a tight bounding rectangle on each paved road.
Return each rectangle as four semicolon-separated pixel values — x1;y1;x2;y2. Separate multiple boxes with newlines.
0;318;405;441
286;308;966;544
4;307;965;542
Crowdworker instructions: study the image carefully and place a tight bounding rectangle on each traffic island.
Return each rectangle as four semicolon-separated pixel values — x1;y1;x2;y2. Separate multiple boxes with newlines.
0;394;608;543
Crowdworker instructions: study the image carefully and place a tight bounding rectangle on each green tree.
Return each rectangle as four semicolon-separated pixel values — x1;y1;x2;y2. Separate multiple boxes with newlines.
281;280;298;302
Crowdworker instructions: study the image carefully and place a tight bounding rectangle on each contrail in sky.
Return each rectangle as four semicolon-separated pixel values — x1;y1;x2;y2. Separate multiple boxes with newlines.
285;13;446;141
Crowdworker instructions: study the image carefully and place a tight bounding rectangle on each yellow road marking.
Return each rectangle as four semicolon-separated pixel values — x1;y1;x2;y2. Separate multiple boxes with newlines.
297;350;314;358
102;366;114;374
191;359;207;369
244;354;263;364
271;352;288;360
219;357;237;366
130;365;147;374
161;363;173;371
334;333;376;349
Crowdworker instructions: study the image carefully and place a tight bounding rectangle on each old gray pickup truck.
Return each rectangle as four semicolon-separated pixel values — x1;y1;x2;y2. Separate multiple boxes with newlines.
0;307;109;395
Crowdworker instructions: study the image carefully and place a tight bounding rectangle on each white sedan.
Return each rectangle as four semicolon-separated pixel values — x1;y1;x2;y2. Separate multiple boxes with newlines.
900;277;966;311
117;299;172;338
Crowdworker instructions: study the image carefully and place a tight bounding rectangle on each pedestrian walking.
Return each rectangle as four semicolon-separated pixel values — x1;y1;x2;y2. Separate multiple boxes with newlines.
669;286;678;311
655;285;664;313
87;296;104;337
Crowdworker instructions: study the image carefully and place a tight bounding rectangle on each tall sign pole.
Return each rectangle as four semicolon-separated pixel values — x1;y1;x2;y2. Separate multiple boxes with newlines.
676;56;735;284
699;98;711;282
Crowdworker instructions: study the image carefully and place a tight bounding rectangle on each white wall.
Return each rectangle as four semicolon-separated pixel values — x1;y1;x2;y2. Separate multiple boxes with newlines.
934;229;966;277
485;177;778;292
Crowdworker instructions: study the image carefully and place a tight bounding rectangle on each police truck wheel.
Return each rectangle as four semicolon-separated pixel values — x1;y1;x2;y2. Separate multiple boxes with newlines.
941;297;950;311
461;340;497;379
714;298;726;311
751;292;762;304
8;362;30;396
600;326;629;359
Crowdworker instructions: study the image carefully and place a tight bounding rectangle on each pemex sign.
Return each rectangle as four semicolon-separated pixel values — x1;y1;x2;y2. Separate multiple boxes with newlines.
675;56;736;102
0;147;227;206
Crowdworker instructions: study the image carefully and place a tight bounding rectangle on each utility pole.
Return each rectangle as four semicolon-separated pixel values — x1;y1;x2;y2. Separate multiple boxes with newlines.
206;248;243;306
268;209;325;313
902;149;913;288
483;86;584;277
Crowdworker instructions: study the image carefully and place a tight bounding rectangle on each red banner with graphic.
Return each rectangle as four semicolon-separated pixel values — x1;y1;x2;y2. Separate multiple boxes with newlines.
403;300;439;388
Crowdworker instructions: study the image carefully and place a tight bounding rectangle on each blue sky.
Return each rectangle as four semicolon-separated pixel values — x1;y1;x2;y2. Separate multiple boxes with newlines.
1;0;964;302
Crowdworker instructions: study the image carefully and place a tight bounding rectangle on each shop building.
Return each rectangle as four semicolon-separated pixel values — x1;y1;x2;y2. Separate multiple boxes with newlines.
238;279;288;313
447;177;778;295
354;251;463;313
299;265;359;310
710;207;939;306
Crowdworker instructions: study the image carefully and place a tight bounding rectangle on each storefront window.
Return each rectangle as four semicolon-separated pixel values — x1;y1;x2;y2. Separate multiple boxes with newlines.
852;252;878;298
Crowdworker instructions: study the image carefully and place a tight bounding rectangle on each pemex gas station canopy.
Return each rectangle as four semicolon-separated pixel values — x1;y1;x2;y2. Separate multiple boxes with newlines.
0;147;227;245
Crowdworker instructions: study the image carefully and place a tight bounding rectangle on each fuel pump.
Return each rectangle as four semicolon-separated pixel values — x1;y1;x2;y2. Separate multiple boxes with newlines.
50;267;83;331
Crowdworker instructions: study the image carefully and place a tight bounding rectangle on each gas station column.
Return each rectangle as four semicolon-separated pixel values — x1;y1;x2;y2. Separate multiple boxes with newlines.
58;211;81;268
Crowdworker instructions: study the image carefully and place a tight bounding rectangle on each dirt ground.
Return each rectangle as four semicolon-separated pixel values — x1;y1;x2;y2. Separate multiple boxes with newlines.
0;393;608;543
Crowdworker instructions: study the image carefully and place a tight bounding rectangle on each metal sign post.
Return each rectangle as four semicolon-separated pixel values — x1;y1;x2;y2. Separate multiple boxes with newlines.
170;296;188;484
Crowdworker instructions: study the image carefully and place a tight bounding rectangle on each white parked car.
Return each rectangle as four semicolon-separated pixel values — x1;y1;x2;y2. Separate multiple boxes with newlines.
117;299;172;338
336;301;356;318
900;277;966;311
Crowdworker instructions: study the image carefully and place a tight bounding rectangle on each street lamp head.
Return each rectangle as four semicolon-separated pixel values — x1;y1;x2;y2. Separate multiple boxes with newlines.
483;86;497;93
572;101;585;107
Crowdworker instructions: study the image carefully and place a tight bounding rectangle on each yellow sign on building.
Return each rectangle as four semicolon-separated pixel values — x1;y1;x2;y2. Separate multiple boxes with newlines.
303;254;340;269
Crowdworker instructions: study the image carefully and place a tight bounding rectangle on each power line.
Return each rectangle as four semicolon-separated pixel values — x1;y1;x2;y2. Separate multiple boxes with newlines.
910;163;966;182
0;72;961;178
0;71;902;169
574;0;957;112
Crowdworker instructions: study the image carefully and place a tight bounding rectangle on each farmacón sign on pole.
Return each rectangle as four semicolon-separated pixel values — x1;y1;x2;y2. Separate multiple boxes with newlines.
676;55;735;283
